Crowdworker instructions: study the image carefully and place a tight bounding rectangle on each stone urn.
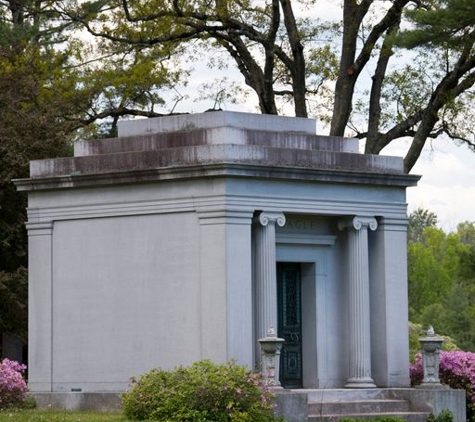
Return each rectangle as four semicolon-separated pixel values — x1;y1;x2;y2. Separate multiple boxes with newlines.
258;327;285;387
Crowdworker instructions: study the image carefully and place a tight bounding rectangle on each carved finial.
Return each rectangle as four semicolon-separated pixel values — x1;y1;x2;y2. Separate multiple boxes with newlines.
267;327;276;338
427;326;435;336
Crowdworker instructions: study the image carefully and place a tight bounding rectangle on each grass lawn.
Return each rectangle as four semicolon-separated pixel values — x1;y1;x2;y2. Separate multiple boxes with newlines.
0;410;130;422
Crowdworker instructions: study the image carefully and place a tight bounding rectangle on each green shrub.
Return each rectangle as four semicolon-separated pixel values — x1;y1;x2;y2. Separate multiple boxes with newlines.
122;360;280;421
427;410;454;422
341;418;407;422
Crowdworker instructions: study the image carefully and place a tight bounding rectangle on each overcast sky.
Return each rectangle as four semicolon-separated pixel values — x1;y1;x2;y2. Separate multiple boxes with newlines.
397;139;475;232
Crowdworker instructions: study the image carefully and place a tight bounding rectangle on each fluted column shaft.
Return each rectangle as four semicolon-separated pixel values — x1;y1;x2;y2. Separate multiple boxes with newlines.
254;211;286;342
339;216;377;388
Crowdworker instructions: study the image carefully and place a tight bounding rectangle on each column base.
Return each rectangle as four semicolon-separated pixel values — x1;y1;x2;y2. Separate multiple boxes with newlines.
416;383;448;390
344;377;376;388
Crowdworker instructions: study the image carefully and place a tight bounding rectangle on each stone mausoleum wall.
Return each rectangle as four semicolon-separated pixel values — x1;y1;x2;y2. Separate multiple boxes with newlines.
16;112;420;393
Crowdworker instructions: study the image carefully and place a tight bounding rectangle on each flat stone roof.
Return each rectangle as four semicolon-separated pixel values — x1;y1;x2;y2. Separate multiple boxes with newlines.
73;128;359;157
15;112;420;190
117;110;317;137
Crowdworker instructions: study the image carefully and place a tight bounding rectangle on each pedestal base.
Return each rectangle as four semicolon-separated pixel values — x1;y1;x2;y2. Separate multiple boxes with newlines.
416;383;449;390
345;377;376;389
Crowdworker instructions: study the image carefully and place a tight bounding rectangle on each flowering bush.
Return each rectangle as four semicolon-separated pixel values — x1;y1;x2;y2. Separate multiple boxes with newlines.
0;358;28;409
410;351;475;421
122;360;279;421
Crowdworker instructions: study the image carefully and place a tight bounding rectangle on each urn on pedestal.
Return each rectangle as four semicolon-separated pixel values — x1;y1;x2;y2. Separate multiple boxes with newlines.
418;326;445;389
258;327;285;388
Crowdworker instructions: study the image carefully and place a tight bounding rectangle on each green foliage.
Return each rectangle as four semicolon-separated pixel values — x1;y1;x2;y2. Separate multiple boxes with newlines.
342;414;453;422
0;10;76;340
409;322;459;361
400;0;475;49
58;0;475;172
408;208;438;243
0;0;183;339
0;269;28;340
391;0;475;157
408;210;475;351
427;410;454;422
408;226;456;315
341;417;406;422
0;410;127;421
122;360;280;422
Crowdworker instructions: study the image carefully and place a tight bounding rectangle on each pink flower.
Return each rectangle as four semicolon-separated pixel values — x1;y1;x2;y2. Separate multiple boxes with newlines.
411;350;475;420
0;358;28;409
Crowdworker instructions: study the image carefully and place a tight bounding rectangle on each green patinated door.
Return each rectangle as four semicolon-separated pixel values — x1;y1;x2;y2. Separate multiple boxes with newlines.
277;262;303;388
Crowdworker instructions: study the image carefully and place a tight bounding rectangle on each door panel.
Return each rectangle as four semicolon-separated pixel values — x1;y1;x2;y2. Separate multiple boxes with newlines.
277;262;303;388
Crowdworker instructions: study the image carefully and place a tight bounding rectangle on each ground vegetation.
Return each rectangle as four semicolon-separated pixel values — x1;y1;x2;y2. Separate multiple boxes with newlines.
408;210;475;351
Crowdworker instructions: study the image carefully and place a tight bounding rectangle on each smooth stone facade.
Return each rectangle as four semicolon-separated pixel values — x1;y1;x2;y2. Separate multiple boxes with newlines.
17;111;419;394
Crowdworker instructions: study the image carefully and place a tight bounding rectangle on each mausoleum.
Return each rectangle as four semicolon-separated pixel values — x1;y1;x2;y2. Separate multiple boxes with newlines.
16;112;465;418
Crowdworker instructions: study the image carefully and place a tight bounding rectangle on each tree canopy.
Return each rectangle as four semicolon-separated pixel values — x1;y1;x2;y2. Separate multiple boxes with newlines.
0;0;76;340
408;208;438;243
408;211;475;351
0;0;191;342
52;0;475;172
2;0;475;344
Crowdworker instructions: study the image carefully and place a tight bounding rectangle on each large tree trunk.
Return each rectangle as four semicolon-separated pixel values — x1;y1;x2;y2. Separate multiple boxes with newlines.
365;22;400;154
331;0;410;137
280;0;307;117
262;0;280;115
330;0;371;136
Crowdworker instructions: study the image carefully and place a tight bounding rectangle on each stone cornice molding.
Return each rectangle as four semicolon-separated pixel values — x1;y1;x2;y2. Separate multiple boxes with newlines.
377;217;409;231
197;209;254;226
25;221;53;236
14;163;421;193
23;198;408;225
256;211;286;228
338;216;378;232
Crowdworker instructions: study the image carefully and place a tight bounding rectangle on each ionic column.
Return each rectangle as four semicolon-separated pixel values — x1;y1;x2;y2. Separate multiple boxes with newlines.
339;216;377;388
254;211;286;342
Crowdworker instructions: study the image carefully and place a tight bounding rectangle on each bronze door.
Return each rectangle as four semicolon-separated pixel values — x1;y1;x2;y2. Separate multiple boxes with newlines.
277;262;303;388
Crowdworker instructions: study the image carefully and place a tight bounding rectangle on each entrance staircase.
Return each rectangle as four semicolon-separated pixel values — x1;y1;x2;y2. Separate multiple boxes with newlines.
277;389;432;422
305;389;430;422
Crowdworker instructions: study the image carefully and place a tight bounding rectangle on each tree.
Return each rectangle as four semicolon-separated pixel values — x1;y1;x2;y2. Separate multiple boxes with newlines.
457;221;475;250
408;208;438;243
408;216;475;351
408;227;454;316
60;0;323;118
0;0;191;343
392;0;475;170
57;0;475;172
2;0;475;344
0;1;75;341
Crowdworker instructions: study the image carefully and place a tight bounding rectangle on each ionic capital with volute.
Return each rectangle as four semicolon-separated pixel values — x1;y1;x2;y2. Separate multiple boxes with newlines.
256;211;286;228
338;216;378;232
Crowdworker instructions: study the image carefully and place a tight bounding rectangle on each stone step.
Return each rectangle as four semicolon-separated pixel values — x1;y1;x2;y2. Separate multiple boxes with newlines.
303;388;396;403
308;411;430;422
308;399;411;415
302;389;431;422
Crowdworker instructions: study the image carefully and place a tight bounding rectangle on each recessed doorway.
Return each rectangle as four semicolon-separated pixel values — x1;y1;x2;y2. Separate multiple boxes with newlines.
277;262;303;388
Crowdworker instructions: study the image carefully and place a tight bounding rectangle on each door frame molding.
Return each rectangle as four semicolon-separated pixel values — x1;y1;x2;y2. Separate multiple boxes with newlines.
276;234;335;388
